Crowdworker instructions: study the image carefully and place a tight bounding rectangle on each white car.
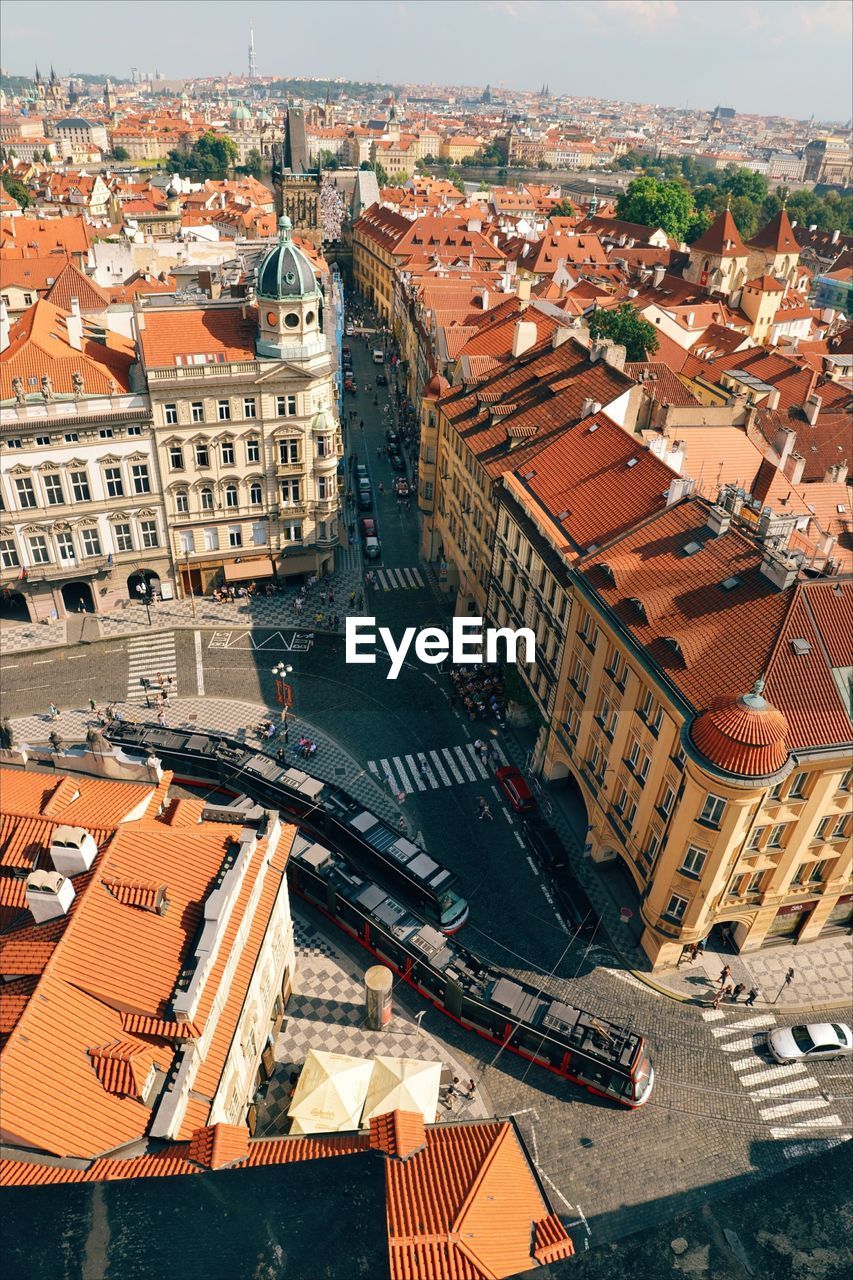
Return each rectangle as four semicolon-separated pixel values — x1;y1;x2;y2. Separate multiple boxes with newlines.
767;1022;853;1064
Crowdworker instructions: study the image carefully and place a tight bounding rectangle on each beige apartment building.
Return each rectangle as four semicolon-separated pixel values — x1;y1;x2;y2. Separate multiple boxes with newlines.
489;471;852;968
138;216;344;595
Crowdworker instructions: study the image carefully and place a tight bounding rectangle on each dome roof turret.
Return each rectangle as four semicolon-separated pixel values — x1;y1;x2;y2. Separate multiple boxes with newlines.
690;679;790;779
230;100;251;121
311;399;336;433
257;216;319;300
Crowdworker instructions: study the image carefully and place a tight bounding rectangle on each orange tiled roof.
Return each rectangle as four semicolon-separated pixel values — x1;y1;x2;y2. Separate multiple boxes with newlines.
43;259;110;311
368;1110;426;1161
748;208;799;255
689;208;748;258
88;1038;159;1098
188;1123;249;1170
0;298;136;398
139;304;258;367
691;689;790;777
0;213;93;257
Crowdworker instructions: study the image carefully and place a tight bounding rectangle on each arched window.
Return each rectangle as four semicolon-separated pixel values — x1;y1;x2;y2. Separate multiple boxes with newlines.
225;483;238;509
175;489;189;514
200;486;213;510
249;481;263;506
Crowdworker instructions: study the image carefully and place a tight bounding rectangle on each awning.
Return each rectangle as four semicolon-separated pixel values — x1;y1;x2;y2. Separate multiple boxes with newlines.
222;558;275;583
361;1056;442;1126
288;1049;373;1135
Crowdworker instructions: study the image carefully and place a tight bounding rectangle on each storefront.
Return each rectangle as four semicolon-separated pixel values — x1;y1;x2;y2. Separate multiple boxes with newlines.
765;900;818;942
822;893;853;936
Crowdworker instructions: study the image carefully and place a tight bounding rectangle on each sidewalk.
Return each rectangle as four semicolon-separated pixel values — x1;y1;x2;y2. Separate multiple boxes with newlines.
9;694;412;834
0;546;366;656
499;731;853;1013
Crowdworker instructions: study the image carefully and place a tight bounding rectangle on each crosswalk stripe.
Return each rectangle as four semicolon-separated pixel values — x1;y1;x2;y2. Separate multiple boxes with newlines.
711;1016;775;1037
379;758;400;791
454;745;478;782
441;748;465;783
404;753;428;791
700;1010;727;1021
411;568;424;586
466;744;490;778
367;761;379;777
771;1118;843;1138
735;1062;808;1086
392;755;415;793
752;1078;821;1099
720;1036;766;1053
759;1098;831;1120
415;752;443;787
428;751;452;786
402;568;417;587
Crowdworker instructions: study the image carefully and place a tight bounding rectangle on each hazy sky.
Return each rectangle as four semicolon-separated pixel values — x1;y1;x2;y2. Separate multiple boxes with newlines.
3;0;851;121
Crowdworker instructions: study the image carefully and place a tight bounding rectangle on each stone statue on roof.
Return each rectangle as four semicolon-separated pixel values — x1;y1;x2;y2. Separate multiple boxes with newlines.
11;377;25;404
40;375;54;402
72;370;84;397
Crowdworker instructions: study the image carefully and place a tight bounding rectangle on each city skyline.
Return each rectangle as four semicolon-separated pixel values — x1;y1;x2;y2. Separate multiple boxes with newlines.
3;0;852;122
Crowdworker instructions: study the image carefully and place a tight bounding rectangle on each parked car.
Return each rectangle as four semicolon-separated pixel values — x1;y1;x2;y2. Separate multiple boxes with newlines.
357;489;373;511
344;378;356;393
377;373;388;386
359;517;377;539
389;451;406;472
523;817;599;937
364;536;382;560
345;323;355;336
354;463;369;480
385;428;400;446
495;765;536;814
357;477;372;494
393;477;409;497
342;344;351;356
767;1023;853;1064
372;349;385;364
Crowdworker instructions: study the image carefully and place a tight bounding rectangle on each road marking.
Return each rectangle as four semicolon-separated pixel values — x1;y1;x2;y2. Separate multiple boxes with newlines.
194;630;205;696
711;1015;775;1036
466;743;490;778
0;664;19;670
759;1098;831;1120
127;631;177;702
453;745;477;782
769;1117;843;1137
66;654;86;660
752;1078;821;1099
719;1036;765;1053
735;1062;808;1086
781;1136;849;1160
700;1010;726;1022
441;748;465;784
33;660;52;665
428;751;452;786
404;753;428;791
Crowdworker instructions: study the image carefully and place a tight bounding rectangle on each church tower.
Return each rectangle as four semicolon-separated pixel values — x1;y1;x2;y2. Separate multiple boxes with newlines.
683;207;750;298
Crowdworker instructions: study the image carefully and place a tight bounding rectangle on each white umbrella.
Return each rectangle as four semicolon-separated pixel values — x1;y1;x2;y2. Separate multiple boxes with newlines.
361;1056;442;1126
288;1049;373;1135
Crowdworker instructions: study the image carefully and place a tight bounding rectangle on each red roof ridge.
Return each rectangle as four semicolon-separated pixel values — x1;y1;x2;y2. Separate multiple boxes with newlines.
188;1122;250;1170
368;1110;426;1161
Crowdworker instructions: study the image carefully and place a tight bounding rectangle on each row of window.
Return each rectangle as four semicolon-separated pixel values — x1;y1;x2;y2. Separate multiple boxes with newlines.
11;463;151;510
166;435;337;472
171;474;338;514
5;425;144;450
1;518;159;568
162;395;298;426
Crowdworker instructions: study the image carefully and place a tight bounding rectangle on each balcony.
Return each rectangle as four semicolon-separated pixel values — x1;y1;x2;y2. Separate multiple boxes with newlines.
275;461;304;476
26;555;110;582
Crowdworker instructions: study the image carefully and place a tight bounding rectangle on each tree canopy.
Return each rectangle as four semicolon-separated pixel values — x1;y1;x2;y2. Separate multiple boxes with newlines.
550;198;576;218
167;131;238;179
112;145;130;161
238;148;263;179
616;176;696;241
588;304;659;361
2;176;32;209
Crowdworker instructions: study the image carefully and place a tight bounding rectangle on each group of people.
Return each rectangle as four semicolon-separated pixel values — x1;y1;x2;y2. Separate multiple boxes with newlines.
449;665;506;723
713;965;759;1009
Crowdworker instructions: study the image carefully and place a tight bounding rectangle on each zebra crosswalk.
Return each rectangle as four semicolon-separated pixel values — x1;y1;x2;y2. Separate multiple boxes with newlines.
126;631;178;703
373;567;425;591
701;1008;849;1151
367;740;509;793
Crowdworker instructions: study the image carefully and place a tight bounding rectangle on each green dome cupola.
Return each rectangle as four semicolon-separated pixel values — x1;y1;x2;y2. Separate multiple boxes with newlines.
256;216;324;359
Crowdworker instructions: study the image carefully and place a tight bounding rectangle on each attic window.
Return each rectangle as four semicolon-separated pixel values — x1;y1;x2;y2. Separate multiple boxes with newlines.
791;638;811;656
629;597;647;621
837;504;847;514
557;509;570;521
597;562;615;583
627;458;639;468
663;636;682;657
720;576;741;591
682;540;702;556
587;422;599;433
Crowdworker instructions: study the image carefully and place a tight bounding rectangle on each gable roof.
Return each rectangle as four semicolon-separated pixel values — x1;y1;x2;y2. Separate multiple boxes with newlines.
0;298;136;399
139;304;259;368
748;207;799;255
690;208;748;258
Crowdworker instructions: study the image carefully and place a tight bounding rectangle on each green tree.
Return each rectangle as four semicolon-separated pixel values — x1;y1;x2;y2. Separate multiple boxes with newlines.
167;131;238;179
685;209;712;244
317;148;339;171
550;198;576;218
373;160;389;187
588;304;659;361
719;163;767;202
113;145;130;161
239;148;263;178
710;192;760;239
616;175;694;240
2;176;32;209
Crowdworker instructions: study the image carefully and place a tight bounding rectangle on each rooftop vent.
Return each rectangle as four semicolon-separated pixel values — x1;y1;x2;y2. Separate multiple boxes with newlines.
790;638;811;656
720;575;741;591
629;597;647;621
627;457;639;468
705;505;732;538
682;540;702;556
50;825;98;877
556;509;570;521
663;636;682;657
586;421;599;433
26;869;75;923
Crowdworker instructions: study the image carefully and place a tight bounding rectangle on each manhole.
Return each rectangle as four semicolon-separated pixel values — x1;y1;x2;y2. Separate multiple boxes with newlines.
334;766;347;777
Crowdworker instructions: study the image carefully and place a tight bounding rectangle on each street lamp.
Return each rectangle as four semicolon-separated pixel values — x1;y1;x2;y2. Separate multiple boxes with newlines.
136;579;152;626
271;662;293;711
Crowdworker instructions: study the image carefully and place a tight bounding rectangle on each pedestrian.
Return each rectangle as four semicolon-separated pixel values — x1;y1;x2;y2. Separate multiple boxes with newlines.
357;591;364;608
677;945;691;968
167;676;174;693
328;589;334;604
745;987;759;1007
48;730;63;752
711;987;724;1010
275;747;287;766
718;965;732;988
157;710;167;728
397;815;406;831
467;1079;476;1097
156;672;164;689
48;702;60;720
731;983;746;1003
282;724;289;743
695;938;707;955
349;590;356;607
418;760;429;781
89;698;96;713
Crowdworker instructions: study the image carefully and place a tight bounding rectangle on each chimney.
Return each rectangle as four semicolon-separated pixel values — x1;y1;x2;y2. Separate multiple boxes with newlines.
764;387;781;411
706;504;731;537
666;475;695;506
784;453;806;485
773;425;796;468
652;264;666;288
516;276;531;303
26;869;75;924
602;342;626;372
825;461;849;485
831;228;840;244
512;319;538;358
581;396;594;417
551;325;573;349
50;824;98;876
685;311;695;327
66;297;83;351
479;286;489;311
803;393;822;425
759;548;799;591
0;298;9;353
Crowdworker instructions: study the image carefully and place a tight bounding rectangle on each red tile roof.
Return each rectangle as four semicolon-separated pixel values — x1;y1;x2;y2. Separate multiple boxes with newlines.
748;208;799;255
139;304;259;367
690;209;748;258
43;260;110;311
368;1110;426;1161
188;1123;249;1170
0;299;136;399
691;689;790;777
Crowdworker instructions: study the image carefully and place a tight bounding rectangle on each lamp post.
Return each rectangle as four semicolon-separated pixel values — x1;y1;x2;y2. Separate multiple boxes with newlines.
136;579;152;626
271;662;294;713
